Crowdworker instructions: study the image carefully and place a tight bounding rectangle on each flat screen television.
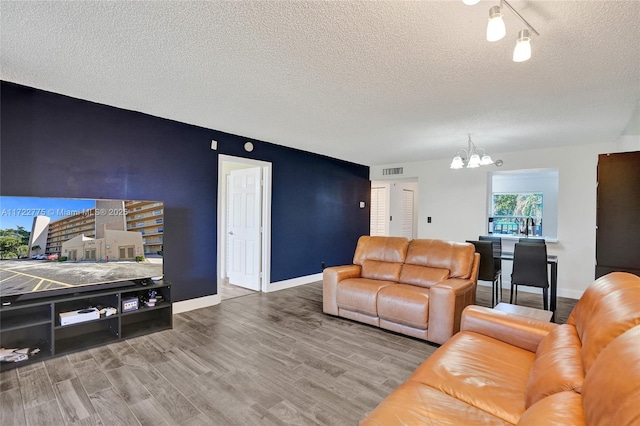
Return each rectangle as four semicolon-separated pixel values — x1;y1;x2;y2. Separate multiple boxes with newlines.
0;196;164;303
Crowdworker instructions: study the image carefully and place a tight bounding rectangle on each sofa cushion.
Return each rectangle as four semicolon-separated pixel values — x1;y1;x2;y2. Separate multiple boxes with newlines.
405;239;475;279
377;284;430;330
525;324;584;408
361;381;511;426
518;391;586;426
336;278;393;316
567;272;640;328
582;325;640;426
361;259;403;282
567;272;640;372
398;264;450;288
353;236;409;265
409;331;535;424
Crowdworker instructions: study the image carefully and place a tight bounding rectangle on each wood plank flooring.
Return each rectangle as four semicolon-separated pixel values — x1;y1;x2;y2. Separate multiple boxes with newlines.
0;281;577;425
219;279;256;301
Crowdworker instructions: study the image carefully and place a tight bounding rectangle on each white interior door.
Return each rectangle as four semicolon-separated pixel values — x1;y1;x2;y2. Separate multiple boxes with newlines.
227;167;262;291
401;189;415;239
370;185;390;236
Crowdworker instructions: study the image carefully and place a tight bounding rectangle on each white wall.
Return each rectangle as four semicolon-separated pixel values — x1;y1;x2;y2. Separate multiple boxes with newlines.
370;141;623;299
616;102;640;152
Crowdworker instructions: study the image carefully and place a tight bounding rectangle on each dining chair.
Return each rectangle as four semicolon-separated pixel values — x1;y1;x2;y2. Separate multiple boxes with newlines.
467;240;502;307
518;237;545;244
479;235;502;273
510;242;549;310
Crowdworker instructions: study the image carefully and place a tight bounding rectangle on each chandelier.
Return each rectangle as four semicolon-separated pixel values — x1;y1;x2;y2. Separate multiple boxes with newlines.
463;0;540;62
450;135;494;169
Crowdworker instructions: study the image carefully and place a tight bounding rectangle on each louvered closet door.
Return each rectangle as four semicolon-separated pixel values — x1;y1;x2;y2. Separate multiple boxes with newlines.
401;189;415;239
370;186;388;236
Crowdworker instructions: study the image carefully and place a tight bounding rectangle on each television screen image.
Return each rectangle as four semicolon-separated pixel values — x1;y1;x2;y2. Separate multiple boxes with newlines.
0;196;164;299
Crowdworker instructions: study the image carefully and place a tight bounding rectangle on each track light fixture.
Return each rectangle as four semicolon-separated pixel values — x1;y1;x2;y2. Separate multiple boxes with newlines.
486;6;506;42
450;135;494;169
513;29;532;62
465;0;540;62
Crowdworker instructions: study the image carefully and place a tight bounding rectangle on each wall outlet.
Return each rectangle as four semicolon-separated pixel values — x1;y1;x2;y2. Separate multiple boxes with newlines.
321;261;326;269
210;140;218;150
427;217;432;223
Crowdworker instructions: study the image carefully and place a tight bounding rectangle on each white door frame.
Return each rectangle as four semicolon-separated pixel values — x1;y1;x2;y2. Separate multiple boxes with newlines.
217;154;272;292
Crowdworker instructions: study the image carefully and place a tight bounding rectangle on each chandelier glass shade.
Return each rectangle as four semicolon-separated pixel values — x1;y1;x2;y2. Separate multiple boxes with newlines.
450;135;494;169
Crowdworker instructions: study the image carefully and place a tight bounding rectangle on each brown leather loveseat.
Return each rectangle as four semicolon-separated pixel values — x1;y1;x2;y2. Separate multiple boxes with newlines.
323;236;479;345
361;272;640;425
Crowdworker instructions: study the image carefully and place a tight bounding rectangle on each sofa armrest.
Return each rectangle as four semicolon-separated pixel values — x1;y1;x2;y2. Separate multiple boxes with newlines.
461;305;557;352
323;265;362;315
427;278;476;345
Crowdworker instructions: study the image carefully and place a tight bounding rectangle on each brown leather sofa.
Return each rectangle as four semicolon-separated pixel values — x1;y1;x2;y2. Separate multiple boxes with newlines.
323;236;480;345
361;271;640;425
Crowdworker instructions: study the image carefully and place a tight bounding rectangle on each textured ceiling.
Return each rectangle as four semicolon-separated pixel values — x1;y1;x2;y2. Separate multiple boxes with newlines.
1;1;639;166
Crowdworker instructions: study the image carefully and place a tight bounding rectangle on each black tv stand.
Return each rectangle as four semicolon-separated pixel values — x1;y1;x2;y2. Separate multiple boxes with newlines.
0;280;171;371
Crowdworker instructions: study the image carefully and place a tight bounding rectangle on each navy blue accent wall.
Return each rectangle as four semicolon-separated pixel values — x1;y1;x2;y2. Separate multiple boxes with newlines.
0;81;370;301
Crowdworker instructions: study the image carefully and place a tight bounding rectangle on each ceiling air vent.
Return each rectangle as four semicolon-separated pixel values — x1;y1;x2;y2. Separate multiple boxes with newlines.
382;167;403;176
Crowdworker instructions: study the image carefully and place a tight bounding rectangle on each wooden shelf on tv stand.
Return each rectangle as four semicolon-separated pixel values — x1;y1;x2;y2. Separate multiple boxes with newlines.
0;280;172;371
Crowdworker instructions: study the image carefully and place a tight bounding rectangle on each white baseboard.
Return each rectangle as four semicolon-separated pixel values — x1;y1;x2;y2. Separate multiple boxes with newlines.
172;274;322;312
172;294;221;314
266;273;323;293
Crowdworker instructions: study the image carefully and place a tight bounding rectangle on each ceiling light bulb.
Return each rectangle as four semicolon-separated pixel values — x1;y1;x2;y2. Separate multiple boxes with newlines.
462;0;481;5
487;6;506;42
480;154;494;165
467;154;481;168
450;155;465;169
513;29;532;62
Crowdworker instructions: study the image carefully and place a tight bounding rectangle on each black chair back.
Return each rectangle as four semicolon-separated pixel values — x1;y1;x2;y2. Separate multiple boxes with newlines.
479;235;502;272
468;240;503;306
479;235;502;255
512;243;548;288
518;237;546;244
466;240;495;282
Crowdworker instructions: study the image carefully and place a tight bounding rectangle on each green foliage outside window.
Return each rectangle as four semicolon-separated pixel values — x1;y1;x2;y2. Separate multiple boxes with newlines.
492;193;543;235
493;193;542;218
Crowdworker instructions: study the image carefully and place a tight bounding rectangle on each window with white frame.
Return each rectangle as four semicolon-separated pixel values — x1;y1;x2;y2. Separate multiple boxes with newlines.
492;193;543;236
489;169;558;238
